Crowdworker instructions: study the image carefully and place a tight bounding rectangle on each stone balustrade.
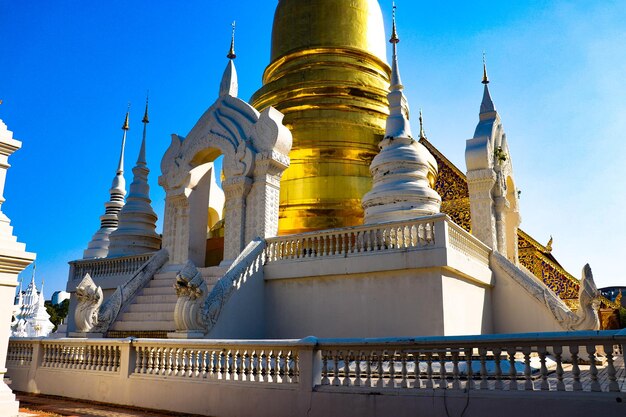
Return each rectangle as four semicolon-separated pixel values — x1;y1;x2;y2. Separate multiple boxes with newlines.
132;339;299;383
317;331;625;393
265;214;490;267
6;340;33;366
40;339;124;372
266;215;440;262
6;331;626;416
69;253;153;282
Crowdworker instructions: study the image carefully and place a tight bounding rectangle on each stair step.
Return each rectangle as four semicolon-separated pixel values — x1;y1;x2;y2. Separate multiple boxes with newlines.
127;303;174;313
110;320;175;332
133;294;178;304
142;286;175;296
153;271;177;280
149;278;176;288
119;311;174;322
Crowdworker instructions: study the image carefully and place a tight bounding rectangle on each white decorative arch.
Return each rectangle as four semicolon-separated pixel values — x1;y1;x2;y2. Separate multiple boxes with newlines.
466;110;520;263
159;94;291;266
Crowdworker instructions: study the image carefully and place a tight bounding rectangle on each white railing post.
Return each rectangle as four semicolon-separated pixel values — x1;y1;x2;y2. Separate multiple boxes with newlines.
28;338;43;380
119;338;134;378
433;217;449;249
297;337;320;416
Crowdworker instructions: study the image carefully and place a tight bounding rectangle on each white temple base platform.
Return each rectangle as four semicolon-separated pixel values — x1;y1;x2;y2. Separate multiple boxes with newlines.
0;379;19;417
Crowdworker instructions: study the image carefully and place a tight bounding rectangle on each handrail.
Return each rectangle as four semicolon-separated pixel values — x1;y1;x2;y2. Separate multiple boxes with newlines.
7;330;626;393
69;253;154;282
265;215;446;262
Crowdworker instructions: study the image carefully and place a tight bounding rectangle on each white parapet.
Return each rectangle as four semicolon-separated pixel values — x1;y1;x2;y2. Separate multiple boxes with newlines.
0;118;36;416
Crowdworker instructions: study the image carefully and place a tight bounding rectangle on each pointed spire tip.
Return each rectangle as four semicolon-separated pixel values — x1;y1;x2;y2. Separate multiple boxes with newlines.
142;93;149;124
482;52;490;85
122;103;130;130
227;21;237;59
390;2;399;44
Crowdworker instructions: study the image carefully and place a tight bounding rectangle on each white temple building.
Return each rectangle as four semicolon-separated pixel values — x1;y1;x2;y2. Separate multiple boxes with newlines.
11;267;54;338
5;1;625;416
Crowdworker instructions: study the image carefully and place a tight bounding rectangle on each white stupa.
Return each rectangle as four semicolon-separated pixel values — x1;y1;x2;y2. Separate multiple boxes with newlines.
11;265;54;337
83;110;129;259
361;9;441;224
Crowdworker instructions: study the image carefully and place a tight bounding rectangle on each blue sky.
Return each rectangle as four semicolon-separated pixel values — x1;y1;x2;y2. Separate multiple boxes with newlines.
1;1;625;295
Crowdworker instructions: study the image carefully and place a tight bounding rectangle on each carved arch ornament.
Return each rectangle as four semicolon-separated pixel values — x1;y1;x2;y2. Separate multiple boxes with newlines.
159;95;292;265
466;113;520;261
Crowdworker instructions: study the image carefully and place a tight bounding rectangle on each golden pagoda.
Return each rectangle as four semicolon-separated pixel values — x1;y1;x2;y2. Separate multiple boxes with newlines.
251;0;391;235
249;0;620;320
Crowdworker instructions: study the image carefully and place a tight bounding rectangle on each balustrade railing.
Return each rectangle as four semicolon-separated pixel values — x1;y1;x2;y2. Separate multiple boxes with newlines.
40;340;124;372
8;330;626;393
132;340;299;384
70;253;153;281
447;221;490;264
6;339;34;365
266;215;443;262
317;331;625;392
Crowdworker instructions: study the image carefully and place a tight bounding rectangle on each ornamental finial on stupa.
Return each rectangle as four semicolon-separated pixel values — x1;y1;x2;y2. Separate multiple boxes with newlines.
419;108;426;140
83;107;129;259
480;53;496;115
122;104;130;130
482;52;490;85
108;92;161;256
361;4;441;224
220;21;239;97
142;93;149;124
227;21;237;60
390;3;399;44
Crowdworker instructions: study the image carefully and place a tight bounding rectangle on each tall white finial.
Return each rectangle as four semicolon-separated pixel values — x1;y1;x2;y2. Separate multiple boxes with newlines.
83;107;129;259
419;108;426;140
227;21;237;60
385;3;411;139
138;93;149;166
108;94;161;256
361;4;441;224
480;53;496;115
220;21;239;97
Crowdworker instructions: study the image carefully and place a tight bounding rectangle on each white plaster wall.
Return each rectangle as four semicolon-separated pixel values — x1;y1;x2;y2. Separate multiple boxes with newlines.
491;261;566;333
265;267;493;339
442;273;493;335
207;266;266;339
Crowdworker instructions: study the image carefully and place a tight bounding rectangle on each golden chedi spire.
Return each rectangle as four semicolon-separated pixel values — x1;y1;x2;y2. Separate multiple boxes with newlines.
251;0;391;235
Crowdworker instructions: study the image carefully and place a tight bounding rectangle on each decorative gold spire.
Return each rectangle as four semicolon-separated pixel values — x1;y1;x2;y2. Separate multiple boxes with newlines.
546;236;553;253
419;108;426;140
390;2;399;44
227;21;237;60
142;93;149;124
482;52;490;85
122;104;130;130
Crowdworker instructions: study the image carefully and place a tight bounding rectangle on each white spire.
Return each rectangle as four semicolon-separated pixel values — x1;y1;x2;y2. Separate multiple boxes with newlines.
385;3;411;140
83;108;129;259
362;4;441;224
108;96;162;256
480;53;496;116
219;21;239;97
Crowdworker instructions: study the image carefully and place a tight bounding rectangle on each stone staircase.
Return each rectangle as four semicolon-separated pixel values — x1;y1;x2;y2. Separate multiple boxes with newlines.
108;266;227;334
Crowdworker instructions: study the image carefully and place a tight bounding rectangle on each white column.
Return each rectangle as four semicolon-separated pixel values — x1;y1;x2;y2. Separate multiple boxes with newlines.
222;176;252;263
0;119;35;416
246;152;288;242
467;168;497;250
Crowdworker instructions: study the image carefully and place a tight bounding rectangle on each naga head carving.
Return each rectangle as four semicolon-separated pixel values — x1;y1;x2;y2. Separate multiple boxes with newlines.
74;273;104;333
174;261;205;299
